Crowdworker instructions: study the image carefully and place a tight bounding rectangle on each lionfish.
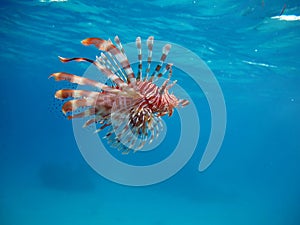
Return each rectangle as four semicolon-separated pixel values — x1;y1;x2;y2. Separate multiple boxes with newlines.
50;36;189;153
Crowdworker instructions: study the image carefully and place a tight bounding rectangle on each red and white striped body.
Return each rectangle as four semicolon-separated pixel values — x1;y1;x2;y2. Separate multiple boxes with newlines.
50;36;189;153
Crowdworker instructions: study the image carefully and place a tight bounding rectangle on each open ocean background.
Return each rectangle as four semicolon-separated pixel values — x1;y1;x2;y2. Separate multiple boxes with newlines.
1;0;300;224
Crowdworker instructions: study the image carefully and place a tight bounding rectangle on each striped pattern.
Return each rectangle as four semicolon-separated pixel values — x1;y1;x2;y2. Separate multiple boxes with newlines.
49;72;121;94
159;64;173;95
81;37;136;84
146;36;154;79
114;36;126;56
50;35;189;153
55;89;100;99
136;37;142;81
149;44;171;82
58;56;127;89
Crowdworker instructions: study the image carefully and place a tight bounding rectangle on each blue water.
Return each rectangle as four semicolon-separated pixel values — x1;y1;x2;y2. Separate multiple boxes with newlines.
1;0;300;224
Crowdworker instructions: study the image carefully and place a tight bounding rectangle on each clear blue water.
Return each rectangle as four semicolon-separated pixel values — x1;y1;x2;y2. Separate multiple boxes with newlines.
1;0;300;224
